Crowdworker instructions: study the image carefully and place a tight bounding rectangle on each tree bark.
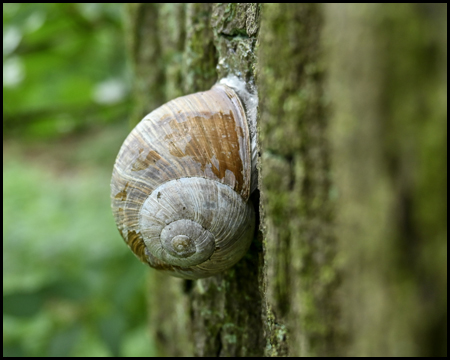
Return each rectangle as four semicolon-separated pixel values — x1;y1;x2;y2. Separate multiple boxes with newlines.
125;3;447;357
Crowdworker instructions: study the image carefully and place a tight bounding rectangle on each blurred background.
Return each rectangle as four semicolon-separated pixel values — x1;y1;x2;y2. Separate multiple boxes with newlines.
3;3;156;356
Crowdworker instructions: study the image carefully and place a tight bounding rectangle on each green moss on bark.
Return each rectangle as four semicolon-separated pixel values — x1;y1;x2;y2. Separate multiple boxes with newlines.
258;3;338;356
125;4;165;125
183;3;217;93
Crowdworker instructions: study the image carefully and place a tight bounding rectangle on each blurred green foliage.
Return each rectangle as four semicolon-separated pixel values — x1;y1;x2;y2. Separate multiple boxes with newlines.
3;3;155;357
3;3;132;139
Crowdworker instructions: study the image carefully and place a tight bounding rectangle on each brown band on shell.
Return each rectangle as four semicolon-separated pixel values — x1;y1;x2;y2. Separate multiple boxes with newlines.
111;84;251;202
164;110;244;195
131;150;162;172
126;230;148;264
114;182;129;201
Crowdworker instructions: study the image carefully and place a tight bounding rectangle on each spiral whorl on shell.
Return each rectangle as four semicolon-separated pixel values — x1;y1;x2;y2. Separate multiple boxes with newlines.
111;84;255;279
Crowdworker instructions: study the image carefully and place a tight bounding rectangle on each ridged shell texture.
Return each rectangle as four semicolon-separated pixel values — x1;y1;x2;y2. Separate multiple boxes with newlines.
111;84;255;279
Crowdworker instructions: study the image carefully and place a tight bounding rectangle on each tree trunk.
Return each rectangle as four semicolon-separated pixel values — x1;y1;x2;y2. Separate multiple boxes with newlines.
125;3;447;357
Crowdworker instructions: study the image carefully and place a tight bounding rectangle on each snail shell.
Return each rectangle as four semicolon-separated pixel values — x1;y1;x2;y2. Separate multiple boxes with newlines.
111;84;255;279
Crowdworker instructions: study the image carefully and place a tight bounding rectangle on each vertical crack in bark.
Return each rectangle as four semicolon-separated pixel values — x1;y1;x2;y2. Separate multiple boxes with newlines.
215;326;223;357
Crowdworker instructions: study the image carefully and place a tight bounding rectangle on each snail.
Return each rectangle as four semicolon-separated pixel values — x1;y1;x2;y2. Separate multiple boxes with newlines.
110;78;257;279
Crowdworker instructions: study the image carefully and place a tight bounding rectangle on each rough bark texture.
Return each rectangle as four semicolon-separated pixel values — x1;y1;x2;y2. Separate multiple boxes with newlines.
124;3;446;357
258;4;338;356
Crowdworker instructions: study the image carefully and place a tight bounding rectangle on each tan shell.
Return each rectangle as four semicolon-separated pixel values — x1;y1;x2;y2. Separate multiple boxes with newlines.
110;84;255;279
